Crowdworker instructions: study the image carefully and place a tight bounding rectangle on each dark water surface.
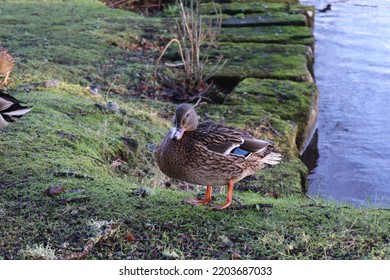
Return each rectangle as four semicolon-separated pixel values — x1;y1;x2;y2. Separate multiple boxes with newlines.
300;0;390;207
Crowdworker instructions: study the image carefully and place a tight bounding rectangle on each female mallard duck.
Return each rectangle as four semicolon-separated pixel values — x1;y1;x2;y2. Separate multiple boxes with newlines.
0;47;14;86
155;103;282;210
0;92;32;129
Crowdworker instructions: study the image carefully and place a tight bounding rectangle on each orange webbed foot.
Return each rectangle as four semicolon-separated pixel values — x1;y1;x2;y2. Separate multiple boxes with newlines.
183;185;212;206
210;179;234;211
211;202;232;210
183;197;210;206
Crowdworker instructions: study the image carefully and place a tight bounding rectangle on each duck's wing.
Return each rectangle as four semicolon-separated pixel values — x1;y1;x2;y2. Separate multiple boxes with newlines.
0;94;14;111
0;93;31;128
195;121;273;156
240;137;272;153
2;107;32;118
0;92;22;103
194;121;245;155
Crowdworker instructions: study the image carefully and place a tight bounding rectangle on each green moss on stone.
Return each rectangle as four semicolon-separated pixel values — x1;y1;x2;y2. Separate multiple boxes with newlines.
200;2;312;16
218;26;314;45
230;78;318;151
219;13;307;27
204;43;313;82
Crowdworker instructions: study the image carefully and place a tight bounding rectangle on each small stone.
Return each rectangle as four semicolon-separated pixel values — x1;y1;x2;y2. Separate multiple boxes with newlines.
231;252;242;260
43;185;65;197
162;249;181;259
107;102;118;113
89;87;101;98
42;79;60;88
121;137;139;153
132;186;155;197
219;235;234;247
124;233;135;242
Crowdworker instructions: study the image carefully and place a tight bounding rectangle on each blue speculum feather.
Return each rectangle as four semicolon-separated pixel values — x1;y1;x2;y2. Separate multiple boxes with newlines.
231;147;251;158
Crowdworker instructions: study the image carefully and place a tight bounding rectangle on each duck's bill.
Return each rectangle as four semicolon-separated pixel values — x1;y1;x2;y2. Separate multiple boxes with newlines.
170;127;185;140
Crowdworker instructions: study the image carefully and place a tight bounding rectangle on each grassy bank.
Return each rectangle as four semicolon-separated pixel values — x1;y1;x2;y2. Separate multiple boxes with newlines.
0;0;389;260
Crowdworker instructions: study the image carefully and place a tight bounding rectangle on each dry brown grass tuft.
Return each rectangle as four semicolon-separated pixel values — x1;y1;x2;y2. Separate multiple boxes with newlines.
154;0;226;98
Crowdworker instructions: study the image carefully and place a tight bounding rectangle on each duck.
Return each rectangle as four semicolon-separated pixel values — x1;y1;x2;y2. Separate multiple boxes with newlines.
318;4;331;13
0;47;14;86
154;103;282;210
0;92;32;129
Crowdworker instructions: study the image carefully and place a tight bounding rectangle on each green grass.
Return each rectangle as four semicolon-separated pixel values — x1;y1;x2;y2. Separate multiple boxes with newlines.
0;0;167;93
1;90;388;260
0;0;389;260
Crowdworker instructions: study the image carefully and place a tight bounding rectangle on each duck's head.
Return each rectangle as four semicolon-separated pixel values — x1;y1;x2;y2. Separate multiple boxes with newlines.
170;103;198;140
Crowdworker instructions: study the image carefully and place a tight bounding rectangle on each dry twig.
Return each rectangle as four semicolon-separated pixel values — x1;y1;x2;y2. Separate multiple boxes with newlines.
60;222;120;260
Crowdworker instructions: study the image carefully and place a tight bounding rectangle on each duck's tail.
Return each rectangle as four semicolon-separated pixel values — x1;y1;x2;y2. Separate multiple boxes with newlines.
261;152;282;165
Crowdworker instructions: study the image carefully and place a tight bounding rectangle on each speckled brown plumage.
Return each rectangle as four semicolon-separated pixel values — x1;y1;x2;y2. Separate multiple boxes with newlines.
0;47;14;86
154;103;282;210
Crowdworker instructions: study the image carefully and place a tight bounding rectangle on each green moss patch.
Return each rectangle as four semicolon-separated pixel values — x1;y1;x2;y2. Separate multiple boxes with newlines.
217;13;307;27
218;26;314;45
205;42;313;82
229;78;319;151
200;2;312;17
0;0;167;93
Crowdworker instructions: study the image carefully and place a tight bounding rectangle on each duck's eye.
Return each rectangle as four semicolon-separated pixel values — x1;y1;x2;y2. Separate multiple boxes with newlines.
182;113;190;122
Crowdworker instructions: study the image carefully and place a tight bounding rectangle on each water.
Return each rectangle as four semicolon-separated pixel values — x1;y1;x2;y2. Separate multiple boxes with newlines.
300;0;390;207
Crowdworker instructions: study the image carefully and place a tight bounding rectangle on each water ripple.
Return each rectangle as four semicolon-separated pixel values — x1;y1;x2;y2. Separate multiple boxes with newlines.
301;0;390;207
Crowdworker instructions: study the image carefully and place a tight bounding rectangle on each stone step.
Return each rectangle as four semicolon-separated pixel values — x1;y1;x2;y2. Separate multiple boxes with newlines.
204;42;314;82
227;78;319;153
217;25;313;45
200;0;300;4
200;2;315;27
218;13;308;27
200;1;311;16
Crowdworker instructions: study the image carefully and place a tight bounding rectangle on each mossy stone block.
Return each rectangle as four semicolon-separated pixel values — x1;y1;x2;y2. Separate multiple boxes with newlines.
230;78;319;153
205;42;313;82
218;25;314;46
218;13;307;27
200;2;311;16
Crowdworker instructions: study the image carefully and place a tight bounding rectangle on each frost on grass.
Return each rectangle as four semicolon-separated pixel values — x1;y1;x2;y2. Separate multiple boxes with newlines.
21;243;57;260
57;219;121;260
20;220;119;260
87;219;118;235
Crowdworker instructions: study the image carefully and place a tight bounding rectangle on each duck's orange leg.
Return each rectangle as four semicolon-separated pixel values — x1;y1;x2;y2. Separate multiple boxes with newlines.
183;185;213;206
212;179;234;210
0;72;10;86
